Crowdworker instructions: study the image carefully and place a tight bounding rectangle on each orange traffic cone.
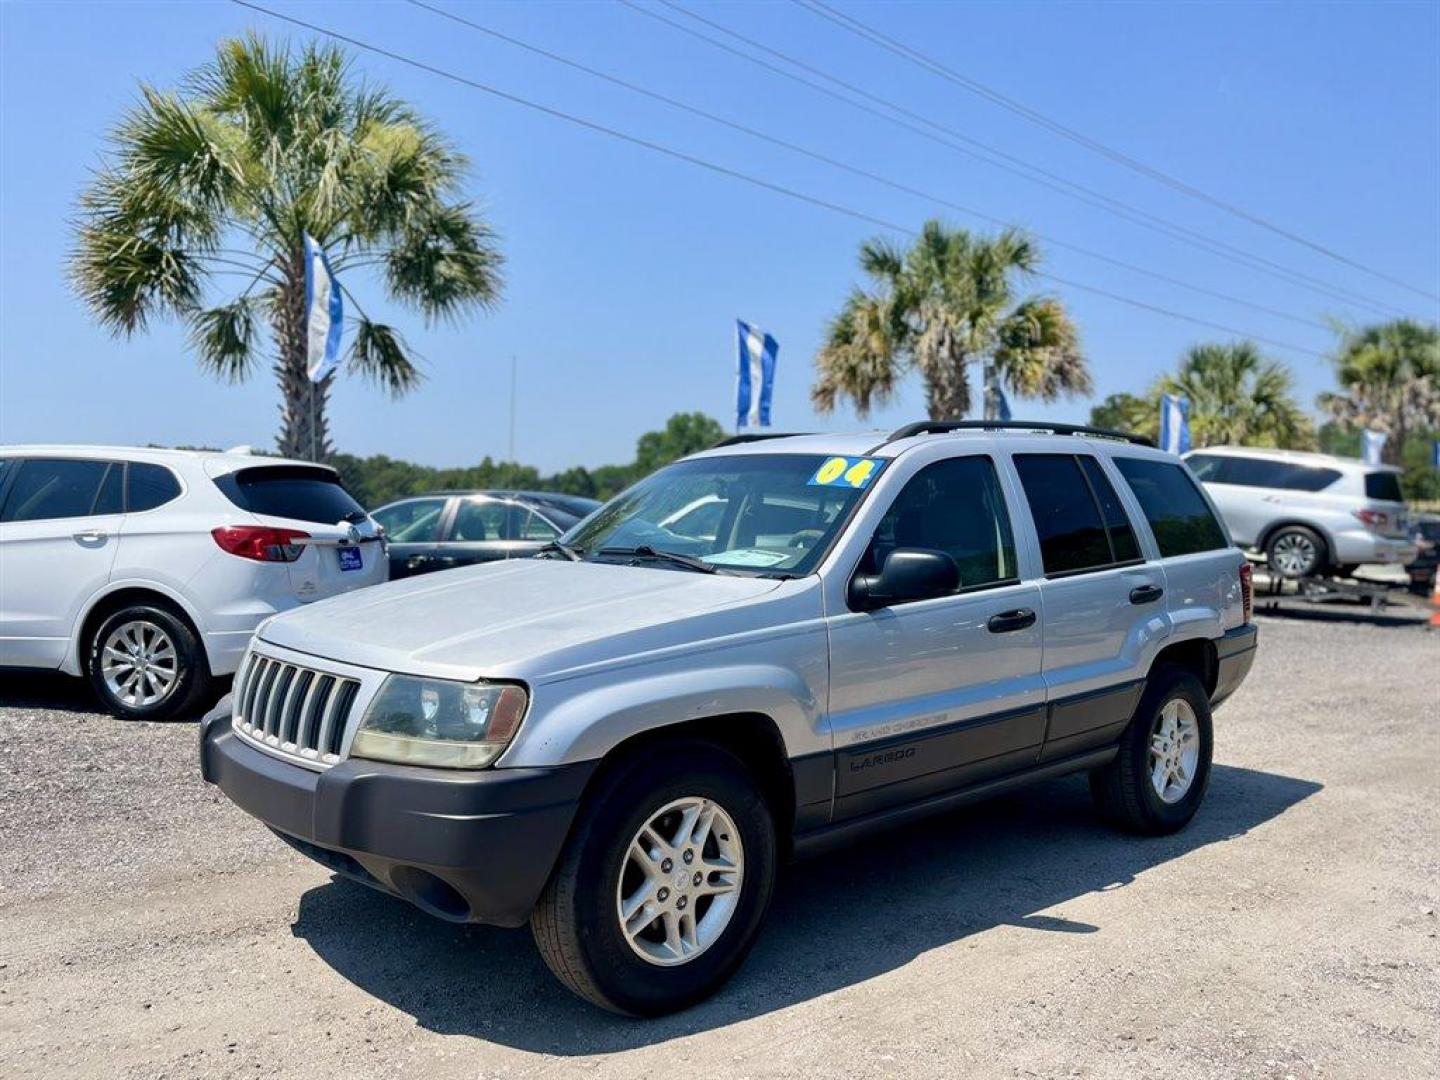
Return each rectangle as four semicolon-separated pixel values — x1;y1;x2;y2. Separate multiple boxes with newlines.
1430;577;1440;629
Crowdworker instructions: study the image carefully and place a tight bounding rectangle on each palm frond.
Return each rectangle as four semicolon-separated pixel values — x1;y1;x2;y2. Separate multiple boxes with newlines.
383;201;503;322
347;318;422;396
187;296;262;381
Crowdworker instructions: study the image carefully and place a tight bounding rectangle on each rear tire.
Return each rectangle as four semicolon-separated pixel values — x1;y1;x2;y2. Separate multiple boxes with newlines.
1090;664;1213;835
1266;525;1327;579
531;741;777;1015
87;604;212;722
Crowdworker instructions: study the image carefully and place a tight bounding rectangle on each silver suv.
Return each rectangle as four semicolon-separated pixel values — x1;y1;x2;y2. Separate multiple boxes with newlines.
201;422;1258;1015
1183;446;1416;579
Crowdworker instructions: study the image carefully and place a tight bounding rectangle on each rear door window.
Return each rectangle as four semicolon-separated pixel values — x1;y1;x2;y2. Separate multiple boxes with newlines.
1013;454;1114;575
127;463;182;512
449;500;514;542
1364;471;1404;502
373;498;448;542
213;465;366;525
1113;458;1230;558
1;458;115;522
1078;457;1141;563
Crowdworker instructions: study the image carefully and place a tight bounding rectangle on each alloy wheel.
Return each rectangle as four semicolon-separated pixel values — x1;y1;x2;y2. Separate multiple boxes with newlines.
101;619;179;707
1271;532;1317;576
616;796;744;967
1148;698;1200;804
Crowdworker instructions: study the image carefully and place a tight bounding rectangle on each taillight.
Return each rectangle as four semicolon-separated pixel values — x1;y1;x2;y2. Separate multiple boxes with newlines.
1239;560;1253;623
211;525;310;563
1352;509;1390;530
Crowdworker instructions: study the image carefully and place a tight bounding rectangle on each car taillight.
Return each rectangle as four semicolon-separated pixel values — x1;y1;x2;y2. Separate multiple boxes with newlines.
211;525;310;563
1239;560;1253;623
1352;509;1390;530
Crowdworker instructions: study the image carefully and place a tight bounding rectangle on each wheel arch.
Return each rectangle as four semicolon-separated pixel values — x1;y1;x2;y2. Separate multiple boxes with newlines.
1147;637;1219;698
72;584;205;676
1256;518;1333;564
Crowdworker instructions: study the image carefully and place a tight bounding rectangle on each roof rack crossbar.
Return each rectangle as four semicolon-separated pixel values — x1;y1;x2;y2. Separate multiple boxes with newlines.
882;420;1154;448
713;432;814;448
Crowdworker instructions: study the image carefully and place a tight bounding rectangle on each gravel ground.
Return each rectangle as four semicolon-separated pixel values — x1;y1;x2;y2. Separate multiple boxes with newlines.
1;609;1437;1079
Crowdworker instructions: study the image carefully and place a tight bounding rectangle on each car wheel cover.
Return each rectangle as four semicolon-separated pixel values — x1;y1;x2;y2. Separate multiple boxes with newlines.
1272;532;1317;576
1148;698;1200;805
101;619;180;707
615;795;744;967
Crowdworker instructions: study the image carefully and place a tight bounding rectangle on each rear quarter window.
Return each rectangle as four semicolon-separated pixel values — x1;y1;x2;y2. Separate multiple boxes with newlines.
127;462;182;512
214;465;366;525
1113;458;1230;558
1364;471;1404;502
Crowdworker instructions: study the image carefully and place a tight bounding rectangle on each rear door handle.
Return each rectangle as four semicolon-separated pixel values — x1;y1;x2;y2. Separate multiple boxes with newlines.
1129;584;1165;605
73;529;107;542
987;608;1037;633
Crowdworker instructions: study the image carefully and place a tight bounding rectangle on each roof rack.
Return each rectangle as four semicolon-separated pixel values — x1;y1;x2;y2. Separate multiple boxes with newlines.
882;420;1153;448
712;432;813;448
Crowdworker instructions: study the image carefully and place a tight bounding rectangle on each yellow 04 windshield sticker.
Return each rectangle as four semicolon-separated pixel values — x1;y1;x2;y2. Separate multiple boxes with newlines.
808;456;884;490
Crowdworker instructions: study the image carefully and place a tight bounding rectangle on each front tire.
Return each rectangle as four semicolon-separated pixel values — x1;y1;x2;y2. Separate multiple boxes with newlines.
87;604;211;722
1266;525;1327;579
1090;665;1213;835
531;742;777;1015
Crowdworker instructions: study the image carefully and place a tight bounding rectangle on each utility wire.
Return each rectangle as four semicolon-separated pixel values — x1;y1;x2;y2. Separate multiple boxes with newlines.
796;0;1440;305
632;0;1412;320
228;0;1327;359
407;0;1327;332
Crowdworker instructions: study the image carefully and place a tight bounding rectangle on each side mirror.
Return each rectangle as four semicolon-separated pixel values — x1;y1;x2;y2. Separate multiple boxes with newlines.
849;548;960;611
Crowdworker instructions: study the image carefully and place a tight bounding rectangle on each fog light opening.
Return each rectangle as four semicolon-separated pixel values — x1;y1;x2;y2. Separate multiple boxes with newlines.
390;866;472;922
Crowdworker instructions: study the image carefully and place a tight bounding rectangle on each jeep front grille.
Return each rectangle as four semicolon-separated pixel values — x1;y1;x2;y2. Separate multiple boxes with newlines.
231;651;360;764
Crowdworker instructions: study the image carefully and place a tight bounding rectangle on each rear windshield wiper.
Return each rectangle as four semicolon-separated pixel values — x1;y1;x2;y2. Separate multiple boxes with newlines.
537;540;584;562
596;545;724;574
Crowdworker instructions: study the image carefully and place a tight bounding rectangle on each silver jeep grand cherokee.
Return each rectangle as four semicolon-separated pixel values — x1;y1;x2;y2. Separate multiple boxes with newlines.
201;421;1258;1015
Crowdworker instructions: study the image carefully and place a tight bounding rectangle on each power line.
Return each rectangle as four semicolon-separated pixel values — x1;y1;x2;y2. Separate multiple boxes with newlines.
406;0;1327;332
228;0;1328;360
796;0;1440;305
632;0;1413;320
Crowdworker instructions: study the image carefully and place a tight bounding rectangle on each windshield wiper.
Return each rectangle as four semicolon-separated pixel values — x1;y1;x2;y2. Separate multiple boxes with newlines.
537;540;584;562
597;545;723;574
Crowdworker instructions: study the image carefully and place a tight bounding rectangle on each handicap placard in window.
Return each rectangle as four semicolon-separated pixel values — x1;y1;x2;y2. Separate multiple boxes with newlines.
808;456;884;490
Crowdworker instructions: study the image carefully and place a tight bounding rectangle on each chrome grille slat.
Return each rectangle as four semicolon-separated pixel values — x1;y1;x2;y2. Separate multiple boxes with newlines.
264;664;295;738
231;651;361;767
314;677;347;758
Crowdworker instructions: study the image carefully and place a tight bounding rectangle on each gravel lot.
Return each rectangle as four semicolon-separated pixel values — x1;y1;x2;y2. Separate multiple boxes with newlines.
2;609;1437;1079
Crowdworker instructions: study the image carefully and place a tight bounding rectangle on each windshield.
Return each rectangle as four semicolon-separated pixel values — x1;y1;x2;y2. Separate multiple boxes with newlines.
561;454;884;576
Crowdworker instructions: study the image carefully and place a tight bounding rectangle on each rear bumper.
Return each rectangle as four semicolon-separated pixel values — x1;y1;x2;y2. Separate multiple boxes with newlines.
199;698;595;927
1212;624;1258;708
1330;530;1418;566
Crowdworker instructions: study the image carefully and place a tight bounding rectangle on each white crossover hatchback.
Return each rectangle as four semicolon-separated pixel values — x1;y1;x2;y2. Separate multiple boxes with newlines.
0;446;386;720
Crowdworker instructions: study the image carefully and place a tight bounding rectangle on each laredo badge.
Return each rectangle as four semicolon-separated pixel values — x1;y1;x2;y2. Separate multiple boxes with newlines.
808;455;883;489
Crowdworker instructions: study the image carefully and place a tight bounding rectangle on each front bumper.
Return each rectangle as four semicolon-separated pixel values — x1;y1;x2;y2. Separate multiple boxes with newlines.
199;698;596;927
1212;624;1258;708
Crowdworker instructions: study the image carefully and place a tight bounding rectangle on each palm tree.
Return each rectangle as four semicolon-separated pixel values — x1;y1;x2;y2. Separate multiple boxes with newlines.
1159;342;1315;448
1317;320;1439;465
71;35;503;459
812;221;1089;421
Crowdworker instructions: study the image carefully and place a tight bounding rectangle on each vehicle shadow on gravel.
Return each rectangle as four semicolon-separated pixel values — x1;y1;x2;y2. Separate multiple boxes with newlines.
0;670;228;719
292;762;1320;1052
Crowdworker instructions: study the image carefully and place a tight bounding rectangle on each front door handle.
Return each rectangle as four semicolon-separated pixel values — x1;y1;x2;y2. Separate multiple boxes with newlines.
73;529;107;542
1129;584;1165;605
987;608;1037;634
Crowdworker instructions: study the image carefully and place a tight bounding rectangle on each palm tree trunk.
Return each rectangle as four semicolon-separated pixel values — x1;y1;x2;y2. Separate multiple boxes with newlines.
273;265;332;462
923;339;972;421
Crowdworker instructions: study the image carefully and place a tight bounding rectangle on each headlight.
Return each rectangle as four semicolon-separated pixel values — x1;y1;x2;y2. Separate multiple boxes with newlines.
351;675;528;769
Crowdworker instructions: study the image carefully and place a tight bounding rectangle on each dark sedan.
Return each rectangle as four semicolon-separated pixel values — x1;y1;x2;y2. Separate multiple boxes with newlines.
371;490;601;579
1406;516;1440;595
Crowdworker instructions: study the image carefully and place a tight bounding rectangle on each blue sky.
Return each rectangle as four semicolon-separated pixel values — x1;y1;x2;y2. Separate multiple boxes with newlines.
2;0;1437;474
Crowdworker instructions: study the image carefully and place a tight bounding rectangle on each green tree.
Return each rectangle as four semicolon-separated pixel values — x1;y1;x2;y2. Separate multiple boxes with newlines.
1317;319;1440;466
71;35;503;460
1088;392;1152;435
1160;342;1315;448
1090;342;1314;449
634;412;727;475
812;221;1090;420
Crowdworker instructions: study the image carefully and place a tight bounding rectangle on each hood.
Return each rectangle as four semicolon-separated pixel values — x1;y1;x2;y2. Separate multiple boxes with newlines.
257;557;787;681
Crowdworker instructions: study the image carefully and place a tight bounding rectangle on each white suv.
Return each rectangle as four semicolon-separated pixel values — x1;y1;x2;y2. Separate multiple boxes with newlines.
1184;446;1416;579
0;446;387;720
